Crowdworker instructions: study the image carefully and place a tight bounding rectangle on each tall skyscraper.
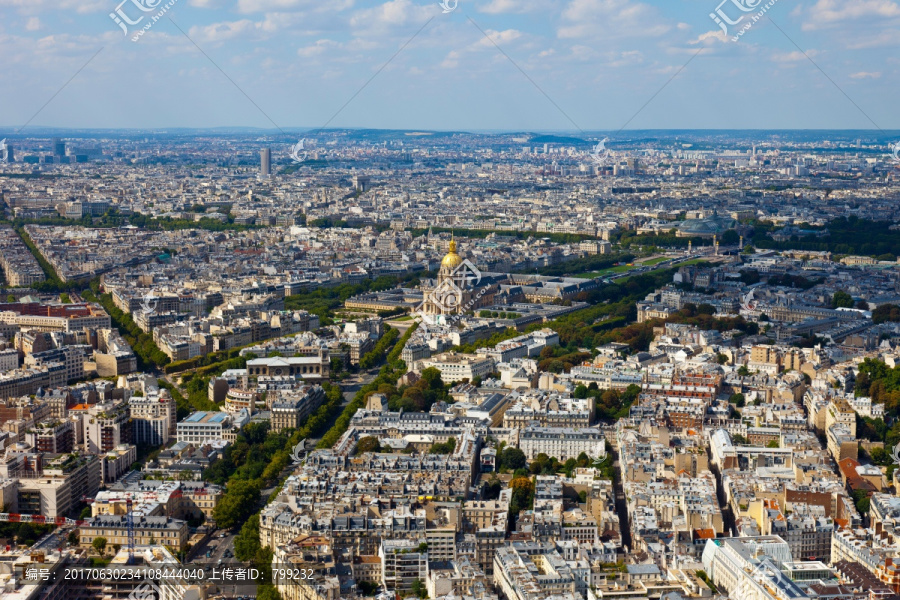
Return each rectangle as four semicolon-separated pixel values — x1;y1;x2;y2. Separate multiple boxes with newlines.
52;137;66;158
260;148;271;177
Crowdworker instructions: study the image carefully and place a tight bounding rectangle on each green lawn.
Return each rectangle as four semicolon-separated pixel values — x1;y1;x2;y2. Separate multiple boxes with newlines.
573;264;640;279
572;256;705;280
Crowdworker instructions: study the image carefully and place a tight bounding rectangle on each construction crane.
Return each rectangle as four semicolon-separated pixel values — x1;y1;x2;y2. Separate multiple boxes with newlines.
125;498;135;565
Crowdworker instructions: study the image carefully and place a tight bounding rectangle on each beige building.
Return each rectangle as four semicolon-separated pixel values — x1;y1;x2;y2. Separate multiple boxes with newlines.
417;352;495;384
246;353;329;381
79;514;189;551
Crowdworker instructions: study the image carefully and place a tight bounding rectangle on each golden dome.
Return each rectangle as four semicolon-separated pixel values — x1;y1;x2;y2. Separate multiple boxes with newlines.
441;239;462;269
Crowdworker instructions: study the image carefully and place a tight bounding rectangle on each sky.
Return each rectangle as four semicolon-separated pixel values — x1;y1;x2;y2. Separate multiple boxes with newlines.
1;0;899;132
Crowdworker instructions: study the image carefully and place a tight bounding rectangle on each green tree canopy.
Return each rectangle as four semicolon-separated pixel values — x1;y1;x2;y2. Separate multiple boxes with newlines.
500;447;527;471
356;436;382;454
92;536;107;554
213;479;261;530
832;291;854;309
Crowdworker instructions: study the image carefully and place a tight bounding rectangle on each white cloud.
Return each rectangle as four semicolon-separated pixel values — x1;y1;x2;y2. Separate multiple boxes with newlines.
690;30;729;45
557;0;671;39
478;0;556;14
849;71;882;79
771;49;818;62
188;0;226;7
802;0;900;30
473;28;523;48
441;28;524;68
606;49;643;67
844;29;900;49
25;17;41;31
187;19;272;43
235;0;310;13
0;0;107;14
349;0;434;32
297;38;340;57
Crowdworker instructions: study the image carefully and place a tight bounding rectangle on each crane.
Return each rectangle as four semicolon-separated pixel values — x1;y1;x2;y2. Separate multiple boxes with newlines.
126;498;135;565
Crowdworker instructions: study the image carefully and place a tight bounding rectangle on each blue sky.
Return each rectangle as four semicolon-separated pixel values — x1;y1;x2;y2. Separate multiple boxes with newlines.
1;0;899;131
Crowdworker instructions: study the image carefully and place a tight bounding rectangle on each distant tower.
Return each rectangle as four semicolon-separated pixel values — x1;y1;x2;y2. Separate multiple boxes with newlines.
52;137;66;158
260;148;271;177
713;235;719;256
259;148;272;177
688;240;692;254
739;235;744;250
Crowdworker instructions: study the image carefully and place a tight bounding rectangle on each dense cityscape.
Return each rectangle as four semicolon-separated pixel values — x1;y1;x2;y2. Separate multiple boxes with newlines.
0;126;899;600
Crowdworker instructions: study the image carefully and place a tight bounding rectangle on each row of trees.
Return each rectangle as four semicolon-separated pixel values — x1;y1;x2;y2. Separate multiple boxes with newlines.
83;290;170;368
359;327;399;369
12;227;85;293
316;325;418;449
479;310;521;319
428;437;457;454
0;522;54;547
592;305;758;354
755;217;900;257
388;367;450;413
163;346;247;375
226;383;349;600
409;226;600;246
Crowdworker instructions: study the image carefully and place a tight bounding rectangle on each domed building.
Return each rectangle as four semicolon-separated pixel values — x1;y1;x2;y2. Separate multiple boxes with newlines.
422;239;497;320
440;239;464;275
675;213;737;238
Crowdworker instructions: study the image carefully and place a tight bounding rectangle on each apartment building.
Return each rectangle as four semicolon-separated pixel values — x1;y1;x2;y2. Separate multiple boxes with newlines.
417;352;496;384
0;348;19;372
80;514;189;551
0;225;46;286
83;401;131;453
493;542;577;600
0;302;110;333
380;540;427;594
130;393;176;446
176;411;248;444
518;425;603;461
15;453;101;518
24;420;75;454
270;385;325;433
24;346;88;382
0;363;66;400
